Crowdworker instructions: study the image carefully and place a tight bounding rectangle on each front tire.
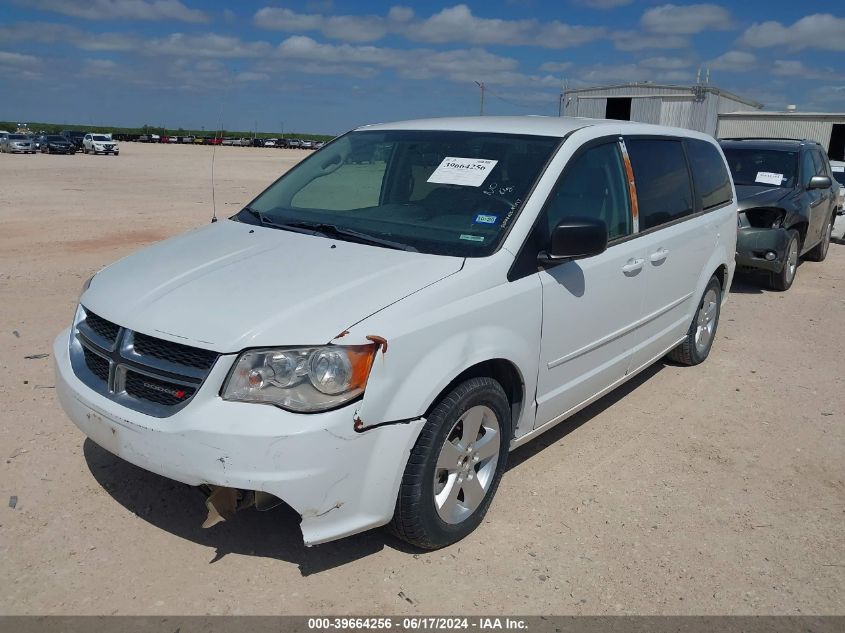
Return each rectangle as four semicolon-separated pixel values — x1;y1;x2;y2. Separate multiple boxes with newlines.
389;377;511;549
667;275;722;366
804;215;833;262
769;229;800;291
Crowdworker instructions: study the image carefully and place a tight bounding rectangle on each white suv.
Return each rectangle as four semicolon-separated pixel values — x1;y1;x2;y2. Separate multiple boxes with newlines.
83;133;119;155
55;117;737;548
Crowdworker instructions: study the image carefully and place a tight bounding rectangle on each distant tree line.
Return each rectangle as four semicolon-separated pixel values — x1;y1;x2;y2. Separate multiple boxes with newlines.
0;121;333;141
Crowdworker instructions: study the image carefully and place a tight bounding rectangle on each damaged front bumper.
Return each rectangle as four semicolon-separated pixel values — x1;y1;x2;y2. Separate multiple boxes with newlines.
54;329;424;545
735;226;791;273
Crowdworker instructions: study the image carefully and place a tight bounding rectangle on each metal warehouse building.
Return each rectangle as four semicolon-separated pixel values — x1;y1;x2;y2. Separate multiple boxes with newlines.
562;83;762;137
717;111;845;161
561;83;845;160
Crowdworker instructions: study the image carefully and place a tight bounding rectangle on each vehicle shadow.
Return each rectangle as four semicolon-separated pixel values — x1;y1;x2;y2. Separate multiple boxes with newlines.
729;273;767;294
84;362;669;573
507;361;665;470
82;439;418;575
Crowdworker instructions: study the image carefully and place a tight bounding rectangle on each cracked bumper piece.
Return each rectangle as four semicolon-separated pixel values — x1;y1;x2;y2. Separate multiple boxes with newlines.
54;329;425;545
735;226;790;273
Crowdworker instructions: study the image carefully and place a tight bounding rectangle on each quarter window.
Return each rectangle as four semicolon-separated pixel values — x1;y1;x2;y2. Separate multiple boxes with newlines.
801;150;817;186
544;142;632;241
625;139;694;230
686;139;732;210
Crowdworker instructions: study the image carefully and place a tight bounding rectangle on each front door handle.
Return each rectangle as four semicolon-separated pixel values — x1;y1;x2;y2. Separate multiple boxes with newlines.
650;248;669;263
621;258;645;275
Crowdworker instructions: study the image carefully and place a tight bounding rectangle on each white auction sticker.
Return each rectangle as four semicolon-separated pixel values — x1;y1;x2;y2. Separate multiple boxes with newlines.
427;157;498;187
755;171;784;186
832;165;844;172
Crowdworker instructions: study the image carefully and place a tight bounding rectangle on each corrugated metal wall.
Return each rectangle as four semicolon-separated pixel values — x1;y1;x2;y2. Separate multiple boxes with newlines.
660;98;693;129
630;97;661;124
717;118;834;147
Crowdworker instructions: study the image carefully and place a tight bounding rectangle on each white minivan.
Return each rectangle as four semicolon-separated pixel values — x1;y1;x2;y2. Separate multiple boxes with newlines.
55;117;737;548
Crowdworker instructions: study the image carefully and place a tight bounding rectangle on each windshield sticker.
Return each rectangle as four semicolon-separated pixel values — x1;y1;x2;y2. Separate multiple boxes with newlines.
473;213;498;225
459;234;485;242
755;171;784;186
832;165;844;172
427;157;498;187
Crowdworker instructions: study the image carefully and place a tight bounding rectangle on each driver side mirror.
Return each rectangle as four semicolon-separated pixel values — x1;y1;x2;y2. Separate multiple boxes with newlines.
538;217;608;265
808;175;831;190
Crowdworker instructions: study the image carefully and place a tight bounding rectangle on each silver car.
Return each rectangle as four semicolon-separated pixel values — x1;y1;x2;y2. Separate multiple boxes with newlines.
1;133;36;154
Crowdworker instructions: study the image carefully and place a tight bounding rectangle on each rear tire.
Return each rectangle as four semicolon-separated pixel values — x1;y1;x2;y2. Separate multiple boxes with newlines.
769;229;800;291
389;377;511;550
667;275;722;366
804;215;833;262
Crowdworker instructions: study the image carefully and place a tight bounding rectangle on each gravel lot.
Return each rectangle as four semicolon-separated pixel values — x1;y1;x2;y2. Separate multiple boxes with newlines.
1;143;843;615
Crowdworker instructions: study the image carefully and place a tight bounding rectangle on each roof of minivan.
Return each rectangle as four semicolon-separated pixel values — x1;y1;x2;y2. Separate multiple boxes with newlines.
356;115;707;140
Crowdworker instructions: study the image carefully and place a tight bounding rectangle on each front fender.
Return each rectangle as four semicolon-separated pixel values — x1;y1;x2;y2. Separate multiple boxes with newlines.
342;265;543;439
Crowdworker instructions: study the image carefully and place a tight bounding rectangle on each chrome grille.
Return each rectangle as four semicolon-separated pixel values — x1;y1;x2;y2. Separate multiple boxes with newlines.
70;306;220;417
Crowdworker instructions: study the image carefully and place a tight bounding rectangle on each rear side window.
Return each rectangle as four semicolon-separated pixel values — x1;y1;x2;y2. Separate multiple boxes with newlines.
625;139;694;231
686;139;732;210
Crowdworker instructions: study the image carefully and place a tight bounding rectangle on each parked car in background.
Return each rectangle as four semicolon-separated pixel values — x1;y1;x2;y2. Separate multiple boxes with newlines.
720;138;836;291
285;138;301;149
56;116;736;549
299;139;314;149
1;133;36;153
263;138;278;148
83;133;119;155
313;140;326;150
39;134;74;154
830;160;844;213
29;134;40;150
60;130;86;152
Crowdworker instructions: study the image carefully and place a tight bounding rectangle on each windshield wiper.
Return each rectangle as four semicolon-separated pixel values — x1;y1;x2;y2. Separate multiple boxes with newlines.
266;218;418;252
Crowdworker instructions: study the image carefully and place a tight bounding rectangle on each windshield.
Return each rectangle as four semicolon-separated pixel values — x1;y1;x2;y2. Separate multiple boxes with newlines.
9;134;26;140
722;148;799;188
46;135;65;141
92;135;110;141
243;129;559;256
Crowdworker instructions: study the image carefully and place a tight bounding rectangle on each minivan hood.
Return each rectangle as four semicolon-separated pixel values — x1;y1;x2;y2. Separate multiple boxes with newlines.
735;184;791;211
82;220;463;352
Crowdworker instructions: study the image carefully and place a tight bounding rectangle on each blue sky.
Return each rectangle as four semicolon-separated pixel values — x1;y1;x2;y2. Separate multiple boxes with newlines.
1;0;843;134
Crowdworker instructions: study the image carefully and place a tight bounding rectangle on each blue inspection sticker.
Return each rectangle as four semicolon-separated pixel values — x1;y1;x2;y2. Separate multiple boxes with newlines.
473;213;499;225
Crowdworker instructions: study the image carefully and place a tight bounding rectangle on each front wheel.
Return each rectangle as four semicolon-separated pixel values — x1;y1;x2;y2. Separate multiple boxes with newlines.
769;229;800;291
389;377;511;549
667;275;722;366
804;215;833;262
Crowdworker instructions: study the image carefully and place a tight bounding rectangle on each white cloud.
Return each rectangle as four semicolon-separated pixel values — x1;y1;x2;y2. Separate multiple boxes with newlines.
0;50;41;68
772;60;841;80
575;0;633;8
148;33;272;58
739;14;845;52
612;30;689;51
236;71;270;82
641;4;733;35
639;56;693;70
539;61;573;73
707;50;756;72
255;4;606;49
19;0;209;23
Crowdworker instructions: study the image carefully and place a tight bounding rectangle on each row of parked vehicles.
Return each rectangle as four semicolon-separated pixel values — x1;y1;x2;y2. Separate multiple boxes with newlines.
132;134;325;149
54;115;844;551
0;130;119;155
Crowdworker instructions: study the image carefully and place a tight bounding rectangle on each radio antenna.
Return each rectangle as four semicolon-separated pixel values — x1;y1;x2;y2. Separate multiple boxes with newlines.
210;107;222;223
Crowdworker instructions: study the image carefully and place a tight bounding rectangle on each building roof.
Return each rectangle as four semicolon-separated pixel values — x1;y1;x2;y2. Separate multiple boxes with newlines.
564;82;763;109
720;111;845;120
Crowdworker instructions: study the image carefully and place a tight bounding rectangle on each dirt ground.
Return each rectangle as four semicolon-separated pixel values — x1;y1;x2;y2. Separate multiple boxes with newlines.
0;143;843;616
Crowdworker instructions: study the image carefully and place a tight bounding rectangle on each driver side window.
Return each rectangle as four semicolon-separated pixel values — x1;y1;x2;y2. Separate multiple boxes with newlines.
544;142;632;241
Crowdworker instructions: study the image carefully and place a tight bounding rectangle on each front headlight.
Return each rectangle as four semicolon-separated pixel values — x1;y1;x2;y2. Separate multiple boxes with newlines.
222;345;377;412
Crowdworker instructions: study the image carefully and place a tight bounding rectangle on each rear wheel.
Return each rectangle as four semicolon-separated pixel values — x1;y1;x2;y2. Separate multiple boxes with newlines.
667;275;722;366
389;377;510;549
805;215;833;262
769;229;800;291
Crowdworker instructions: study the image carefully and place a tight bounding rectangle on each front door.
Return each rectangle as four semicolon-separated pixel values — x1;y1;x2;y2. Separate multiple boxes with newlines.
535;139;646;427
